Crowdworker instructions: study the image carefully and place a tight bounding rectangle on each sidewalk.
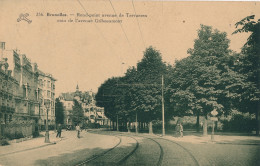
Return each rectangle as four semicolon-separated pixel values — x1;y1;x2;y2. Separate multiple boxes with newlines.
0;131;61;157
162;132;260;145
0;130;120;166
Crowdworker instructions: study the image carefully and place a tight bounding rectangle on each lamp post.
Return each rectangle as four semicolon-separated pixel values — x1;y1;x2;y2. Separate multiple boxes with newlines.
162;75;165;136
44;99;50;143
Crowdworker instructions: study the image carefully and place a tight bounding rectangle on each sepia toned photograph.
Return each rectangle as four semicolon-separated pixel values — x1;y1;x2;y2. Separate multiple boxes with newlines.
0;0;259;165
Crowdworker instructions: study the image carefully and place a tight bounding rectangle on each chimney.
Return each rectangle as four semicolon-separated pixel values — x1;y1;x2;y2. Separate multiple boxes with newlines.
0;42;5;61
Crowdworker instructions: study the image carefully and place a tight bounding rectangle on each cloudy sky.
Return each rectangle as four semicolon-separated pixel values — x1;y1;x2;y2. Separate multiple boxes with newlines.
0;0;259;95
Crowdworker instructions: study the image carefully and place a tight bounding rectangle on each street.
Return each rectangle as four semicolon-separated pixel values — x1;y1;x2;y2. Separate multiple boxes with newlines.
0;130;259;166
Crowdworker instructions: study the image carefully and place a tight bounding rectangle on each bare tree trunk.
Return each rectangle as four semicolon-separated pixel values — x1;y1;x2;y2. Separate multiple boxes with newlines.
135;113;138;134
203;116;208;137
127;121;130;133
256;109;259;136
149;121;153;134
196;113;200;133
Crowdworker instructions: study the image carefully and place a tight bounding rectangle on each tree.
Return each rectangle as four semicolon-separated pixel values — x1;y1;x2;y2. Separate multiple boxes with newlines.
132;46;168;133
71;99;84;125
96;46;170;133
55;98;65;125
167;25;244;136
96;76;126;130
233;15;260;135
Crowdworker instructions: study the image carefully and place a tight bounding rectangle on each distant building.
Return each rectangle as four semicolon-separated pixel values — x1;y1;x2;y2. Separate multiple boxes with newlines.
59;84;108;126
59;92;74;125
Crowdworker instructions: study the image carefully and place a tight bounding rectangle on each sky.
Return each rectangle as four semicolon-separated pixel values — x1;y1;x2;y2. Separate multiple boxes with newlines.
0;0;259;96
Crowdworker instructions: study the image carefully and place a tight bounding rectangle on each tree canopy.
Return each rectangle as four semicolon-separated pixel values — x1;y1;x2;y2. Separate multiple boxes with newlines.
55;98;64;124
71;99;84;125
232;15;260;135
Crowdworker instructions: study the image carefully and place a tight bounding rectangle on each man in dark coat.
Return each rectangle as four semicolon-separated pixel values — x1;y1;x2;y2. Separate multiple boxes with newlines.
56;124;62;138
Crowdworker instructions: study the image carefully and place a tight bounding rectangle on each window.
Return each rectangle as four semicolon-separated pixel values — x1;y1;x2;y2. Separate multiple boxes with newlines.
23;87;26;98
47;81;50;88
9;115;12;122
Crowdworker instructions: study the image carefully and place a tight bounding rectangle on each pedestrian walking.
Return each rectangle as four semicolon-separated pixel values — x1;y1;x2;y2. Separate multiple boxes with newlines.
56;124;62;138
76;124;81;138
175;124;180;137
180;123;183;137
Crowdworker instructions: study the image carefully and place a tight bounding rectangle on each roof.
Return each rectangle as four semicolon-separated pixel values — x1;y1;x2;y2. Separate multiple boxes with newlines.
60;93;74;101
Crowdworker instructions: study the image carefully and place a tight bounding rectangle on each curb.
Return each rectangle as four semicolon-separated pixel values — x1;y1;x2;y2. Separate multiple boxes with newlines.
1;137;63;157
216;142;260;146
0;142;56;157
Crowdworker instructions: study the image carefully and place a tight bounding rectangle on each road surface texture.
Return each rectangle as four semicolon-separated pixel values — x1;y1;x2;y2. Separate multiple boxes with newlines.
0;129;259;166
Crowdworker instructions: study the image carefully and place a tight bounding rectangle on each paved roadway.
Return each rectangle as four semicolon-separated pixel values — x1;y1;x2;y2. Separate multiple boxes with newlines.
0;130;259;166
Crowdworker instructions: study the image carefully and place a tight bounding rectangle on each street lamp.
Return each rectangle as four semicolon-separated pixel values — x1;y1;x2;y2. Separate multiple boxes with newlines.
44;99;50;143
162;75;165;136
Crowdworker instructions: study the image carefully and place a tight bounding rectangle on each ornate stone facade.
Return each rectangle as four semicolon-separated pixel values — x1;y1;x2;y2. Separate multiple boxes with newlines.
0;42;56;136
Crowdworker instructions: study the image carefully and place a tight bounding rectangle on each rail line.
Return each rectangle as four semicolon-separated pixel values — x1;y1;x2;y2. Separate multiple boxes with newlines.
117;135;139;165
108;131;199;166
75;135;122;166
75;132;139;166
81;130;199;166
144;137;164;166
153;137;200;166
110;132;164;166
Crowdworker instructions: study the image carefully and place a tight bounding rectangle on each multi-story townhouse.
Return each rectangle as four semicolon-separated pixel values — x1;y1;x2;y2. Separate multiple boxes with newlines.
0;60;18;125
3;49;40;120
38;70;56;126
0;41;56;136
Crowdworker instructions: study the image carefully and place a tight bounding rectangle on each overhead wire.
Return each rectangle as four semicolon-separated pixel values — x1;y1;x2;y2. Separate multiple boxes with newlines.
108;0;138;60
131;0;146;49
76;0;121;60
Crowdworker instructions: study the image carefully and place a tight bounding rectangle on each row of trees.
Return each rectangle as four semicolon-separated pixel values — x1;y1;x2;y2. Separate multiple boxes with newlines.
96;15;259;136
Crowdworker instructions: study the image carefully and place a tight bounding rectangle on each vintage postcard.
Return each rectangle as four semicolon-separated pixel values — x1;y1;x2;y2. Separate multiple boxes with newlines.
0;0;259;165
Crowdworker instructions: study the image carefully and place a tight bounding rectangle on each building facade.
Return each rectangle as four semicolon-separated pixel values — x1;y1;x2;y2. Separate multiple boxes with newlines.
38;70;56;126
0;41;56;137
0;63;17;125
59;85;108;127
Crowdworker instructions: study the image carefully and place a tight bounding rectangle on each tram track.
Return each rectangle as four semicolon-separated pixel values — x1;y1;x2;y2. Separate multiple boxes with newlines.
155;137;200;166
78;130;200;166
113;131;199;166
75;132;139;166
75;135;122;166
87;131;163;166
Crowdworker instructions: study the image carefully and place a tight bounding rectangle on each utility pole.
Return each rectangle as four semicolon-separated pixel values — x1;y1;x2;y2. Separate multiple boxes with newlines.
162;75;165;136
